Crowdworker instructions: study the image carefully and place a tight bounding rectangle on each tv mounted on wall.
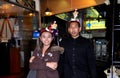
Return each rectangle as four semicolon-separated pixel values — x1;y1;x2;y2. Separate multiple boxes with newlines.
32;30;40;39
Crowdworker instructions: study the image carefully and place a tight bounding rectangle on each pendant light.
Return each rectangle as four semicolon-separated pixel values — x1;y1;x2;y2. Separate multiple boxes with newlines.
45;0;52;16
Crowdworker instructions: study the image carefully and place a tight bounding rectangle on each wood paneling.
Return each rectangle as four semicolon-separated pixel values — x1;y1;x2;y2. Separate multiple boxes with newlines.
10;48;21;74
41;0;105;16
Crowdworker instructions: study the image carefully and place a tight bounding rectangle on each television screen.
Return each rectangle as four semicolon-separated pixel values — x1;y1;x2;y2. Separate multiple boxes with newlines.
84;19;106;30
32;30;40;39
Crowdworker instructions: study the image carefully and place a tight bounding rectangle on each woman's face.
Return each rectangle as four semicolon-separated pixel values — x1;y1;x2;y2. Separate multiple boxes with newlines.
40;32;53;46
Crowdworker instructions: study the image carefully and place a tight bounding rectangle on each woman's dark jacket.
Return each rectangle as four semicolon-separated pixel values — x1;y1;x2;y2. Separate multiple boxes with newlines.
29;46;60;78
59;36;96;78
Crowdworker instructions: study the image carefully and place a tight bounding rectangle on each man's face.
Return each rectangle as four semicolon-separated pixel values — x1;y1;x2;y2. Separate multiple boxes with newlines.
68;22;81;39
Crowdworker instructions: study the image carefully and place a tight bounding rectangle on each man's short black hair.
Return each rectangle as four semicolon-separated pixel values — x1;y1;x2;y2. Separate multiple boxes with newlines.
67;21;81;28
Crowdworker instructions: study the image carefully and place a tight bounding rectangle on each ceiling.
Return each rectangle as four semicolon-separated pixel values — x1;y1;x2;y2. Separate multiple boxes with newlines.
0;1;22;17
0;0;106;17
0;0;34;18
41;0;105;16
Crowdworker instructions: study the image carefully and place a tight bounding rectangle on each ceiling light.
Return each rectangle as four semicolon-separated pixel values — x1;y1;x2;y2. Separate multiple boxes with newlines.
29;13;34;16
45;8;52;16
11;4;15;6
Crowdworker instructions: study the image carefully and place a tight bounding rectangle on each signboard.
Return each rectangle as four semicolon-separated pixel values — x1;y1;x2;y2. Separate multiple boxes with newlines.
85;19;106;30
6;0;35;10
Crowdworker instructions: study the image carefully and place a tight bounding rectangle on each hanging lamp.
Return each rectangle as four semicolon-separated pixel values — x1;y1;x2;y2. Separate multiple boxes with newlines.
45;0;52;16
45;8;52;16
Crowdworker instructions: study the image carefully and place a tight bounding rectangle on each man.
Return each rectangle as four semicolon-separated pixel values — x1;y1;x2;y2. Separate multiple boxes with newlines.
59;21;96;78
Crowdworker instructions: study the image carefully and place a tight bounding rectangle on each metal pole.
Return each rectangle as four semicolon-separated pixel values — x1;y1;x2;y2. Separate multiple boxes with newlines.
111;0;116;78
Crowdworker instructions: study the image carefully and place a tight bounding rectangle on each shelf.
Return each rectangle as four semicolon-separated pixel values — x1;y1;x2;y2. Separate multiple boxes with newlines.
114;25;120;26
113;61;120;64
114;29;120;31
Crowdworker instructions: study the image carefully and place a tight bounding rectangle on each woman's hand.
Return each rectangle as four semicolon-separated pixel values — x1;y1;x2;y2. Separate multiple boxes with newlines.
29;56;35;63
46;62;58;70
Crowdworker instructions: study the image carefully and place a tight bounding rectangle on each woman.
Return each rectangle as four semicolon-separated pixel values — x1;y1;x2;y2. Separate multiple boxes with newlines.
29;22;64;78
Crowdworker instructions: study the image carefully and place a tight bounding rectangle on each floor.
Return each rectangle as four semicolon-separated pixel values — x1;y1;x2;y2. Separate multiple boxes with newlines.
0;68;27;78
0;75;23;78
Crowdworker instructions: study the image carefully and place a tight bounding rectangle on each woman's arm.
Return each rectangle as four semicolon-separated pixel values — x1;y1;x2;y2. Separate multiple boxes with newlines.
45;49;60;70
46;62;57;70
29;57;46;70
29;56;35;63
30;56;58;70
29;47;47;70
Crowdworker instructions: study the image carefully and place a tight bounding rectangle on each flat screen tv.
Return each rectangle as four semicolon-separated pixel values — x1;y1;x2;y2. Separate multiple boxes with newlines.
84;19;106;30
32;30;40;39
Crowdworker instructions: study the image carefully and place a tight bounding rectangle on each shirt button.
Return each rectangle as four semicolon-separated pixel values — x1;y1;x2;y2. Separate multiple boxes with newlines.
44;58;48;61
73;71;76;75
73;48;75;50
73;65;75;69
73;54;75;56
72;59;75;62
